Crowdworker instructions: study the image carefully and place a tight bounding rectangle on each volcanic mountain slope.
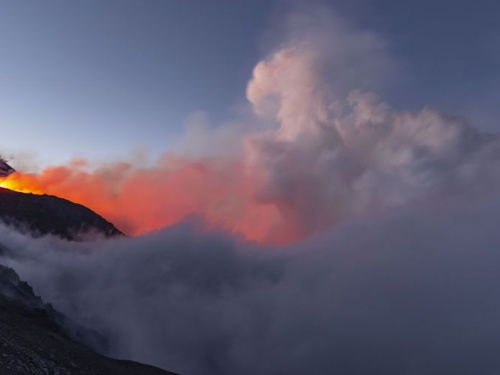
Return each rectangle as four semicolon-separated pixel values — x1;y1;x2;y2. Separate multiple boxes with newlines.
0;190;180;374
0;264;179;375
0;188;122;240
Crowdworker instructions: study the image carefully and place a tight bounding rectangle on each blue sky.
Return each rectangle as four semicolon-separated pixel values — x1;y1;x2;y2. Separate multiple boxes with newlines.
1;0;499;167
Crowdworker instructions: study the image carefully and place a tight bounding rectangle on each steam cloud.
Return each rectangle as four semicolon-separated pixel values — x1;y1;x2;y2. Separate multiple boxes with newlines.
2;5;500;375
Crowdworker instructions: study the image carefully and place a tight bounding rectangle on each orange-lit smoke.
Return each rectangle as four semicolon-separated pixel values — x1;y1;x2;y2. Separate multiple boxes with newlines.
0;155;300;244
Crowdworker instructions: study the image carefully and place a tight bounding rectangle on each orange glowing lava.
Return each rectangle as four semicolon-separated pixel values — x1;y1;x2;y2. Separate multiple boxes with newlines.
0;158;302;245
0;173;44;195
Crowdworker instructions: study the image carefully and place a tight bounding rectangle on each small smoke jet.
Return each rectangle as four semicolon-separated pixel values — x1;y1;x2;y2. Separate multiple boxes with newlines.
0;158;15;177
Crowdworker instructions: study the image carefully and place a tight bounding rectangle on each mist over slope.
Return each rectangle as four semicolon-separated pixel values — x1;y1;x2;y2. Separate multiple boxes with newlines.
1;196;500;375
0;264;178;375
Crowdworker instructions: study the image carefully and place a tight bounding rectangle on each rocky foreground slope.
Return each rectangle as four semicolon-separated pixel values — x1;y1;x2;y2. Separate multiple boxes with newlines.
0;263;178;375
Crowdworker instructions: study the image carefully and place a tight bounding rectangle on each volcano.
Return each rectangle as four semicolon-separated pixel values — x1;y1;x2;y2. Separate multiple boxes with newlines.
0;188;122;240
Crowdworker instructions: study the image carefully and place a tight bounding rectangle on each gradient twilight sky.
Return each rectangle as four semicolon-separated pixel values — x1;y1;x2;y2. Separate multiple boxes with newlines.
1;0;499;167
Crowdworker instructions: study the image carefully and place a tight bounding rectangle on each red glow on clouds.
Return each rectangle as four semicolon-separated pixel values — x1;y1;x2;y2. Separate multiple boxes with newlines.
0;155;300;245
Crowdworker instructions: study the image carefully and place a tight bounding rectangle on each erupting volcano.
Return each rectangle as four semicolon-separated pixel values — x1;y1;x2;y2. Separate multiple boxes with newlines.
1;2;500;375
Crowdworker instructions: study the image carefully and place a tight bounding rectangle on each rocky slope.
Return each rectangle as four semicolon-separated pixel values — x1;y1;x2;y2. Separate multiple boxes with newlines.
0;188;122;240
0;264;178;375
0;189;181;374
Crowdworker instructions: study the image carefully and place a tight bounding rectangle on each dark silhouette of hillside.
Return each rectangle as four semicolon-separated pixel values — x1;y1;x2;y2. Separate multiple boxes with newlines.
0;188;122;240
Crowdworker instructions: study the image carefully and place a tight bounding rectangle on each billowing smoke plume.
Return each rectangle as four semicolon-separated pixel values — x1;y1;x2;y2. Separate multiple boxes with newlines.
244;7;500;237
1;5;500;375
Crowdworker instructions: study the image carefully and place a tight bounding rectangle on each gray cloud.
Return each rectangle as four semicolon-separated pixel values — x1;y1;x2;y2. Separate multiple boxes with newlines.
2;194;500;375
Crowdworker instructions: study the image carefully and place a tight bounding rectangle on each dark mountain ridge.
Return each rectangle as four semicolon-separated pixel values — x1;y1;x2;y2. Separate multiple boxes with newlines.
0;188;122;240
